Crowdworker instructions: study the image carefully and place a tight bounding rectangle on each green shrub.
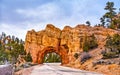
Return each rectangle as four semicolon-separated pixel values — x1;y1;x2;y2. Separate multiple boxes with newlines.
102;51;119;59
103;34;120;58
74;53;79;59
44;52;61;63
24;53;32;62
83;34;98;52
0;32;26;64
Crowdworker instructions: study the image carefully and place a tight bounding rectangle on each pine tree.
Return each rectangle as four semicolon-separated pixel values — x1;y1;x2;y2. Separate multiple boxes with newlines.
0;32;27;64
103;2;116;29
100;16;105;27
119;8;120;14
86;21;91;26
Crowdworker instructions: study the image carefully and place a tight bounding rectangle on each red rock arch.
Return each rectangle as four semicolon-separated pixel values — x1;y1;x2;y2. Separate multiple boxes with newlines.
37;46;69;64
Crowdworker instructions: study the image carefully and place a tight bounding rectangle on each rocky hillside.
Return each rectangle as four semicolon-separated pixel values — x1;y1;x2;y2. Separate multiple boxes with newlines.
25;24;119;61
25;24;120;75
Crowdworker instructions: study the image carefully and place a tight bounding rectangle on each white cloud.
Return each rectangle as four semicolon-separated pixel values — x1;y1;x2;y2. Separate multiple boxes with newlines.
16;2;64;21
1;0;105;40
16;0;103;26
0;23;27;40
0;22;50;40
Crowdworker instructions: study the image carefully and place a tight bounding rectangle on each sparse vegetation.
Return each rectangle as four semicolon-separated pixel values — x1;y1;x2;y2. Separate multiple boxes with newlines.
24;53;32;62
44;52;61;63
86;21;91;26
100;1;120;29
83;34;98;52
102;34;120;59
0;32;32;64
74;53;79;59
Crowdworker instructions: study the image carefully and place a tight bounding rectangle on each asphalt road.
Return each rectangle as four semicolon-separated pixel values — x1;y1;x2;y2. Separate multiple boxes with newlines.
28;63;103;75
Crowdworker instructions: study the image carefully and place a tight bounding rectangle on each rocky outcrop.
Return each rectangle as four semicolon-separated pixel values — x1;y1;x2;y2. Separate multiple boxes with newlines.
24;24;119;64
0;65;13;75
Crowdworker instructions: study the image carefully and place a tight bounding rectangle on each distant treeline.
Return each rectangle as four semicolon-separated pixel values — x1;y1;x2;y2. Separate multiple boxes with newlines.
0;32;31;64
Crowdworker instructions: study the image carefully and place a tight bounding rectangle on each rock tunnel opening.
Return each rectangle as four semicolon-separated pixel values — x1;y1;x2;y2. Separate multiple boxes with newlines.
43;52;62;63
37;46;69;64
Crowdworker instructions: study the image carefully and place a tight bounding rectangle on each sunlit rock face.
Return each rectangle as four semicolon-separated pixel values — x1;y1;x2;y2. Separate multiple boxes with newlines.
24;24;119;64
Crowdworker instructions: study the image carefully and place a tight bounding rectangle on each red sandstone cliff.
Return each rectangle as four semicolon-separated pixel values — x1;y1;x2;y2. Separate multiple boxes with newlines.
25;24;119;63
24;24;120;75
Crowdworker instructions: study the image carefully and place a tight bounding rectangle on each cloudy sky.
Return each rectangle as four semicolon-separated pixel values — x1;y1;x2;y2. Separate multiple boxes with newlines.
0;0;120;40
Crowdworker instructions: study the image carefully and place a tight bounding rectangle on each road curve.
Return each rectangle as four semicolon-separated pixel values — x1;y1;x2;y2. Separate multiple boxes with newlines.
28;63;103;75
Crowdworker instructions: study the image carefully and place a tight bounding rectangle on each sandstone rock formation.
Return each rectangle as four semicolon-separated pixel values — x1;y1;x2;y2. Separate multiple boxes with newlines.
24;24;119;64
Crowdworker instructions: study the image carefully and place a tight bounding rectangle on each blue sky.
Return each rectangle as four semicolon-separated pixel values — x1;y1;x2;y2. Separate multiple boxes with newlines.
0;0;120;40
